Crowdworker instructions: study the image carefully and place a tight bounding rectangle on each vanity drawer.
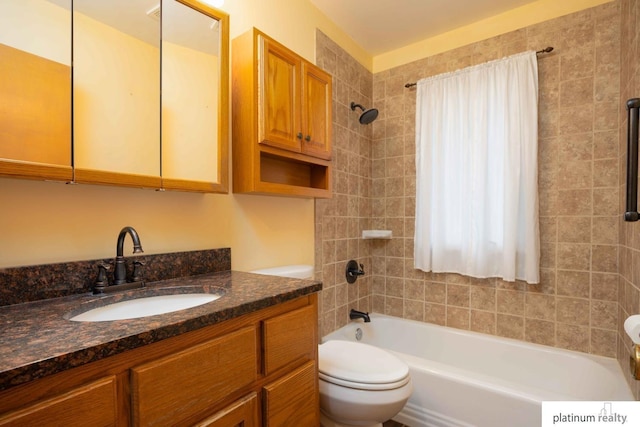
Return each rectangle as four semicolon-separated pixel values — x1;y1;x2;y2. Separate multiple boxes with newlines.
262;304;317;375
263;360;319;426
194;392;259;427
0;376;117;427
131;326;257;426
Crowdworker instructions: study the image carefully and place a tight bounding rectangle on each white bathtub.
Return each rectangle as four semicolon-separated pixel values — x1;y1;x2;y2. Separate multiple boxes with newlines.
322;313;633;427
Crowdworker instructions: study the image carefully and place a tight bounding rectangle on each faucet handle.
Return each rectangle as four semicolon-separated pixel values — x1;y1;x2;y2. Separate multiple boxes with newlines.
358;263;365;275
99;261;112;270
346;260;366;284
132;260;145;282
94;262;111;294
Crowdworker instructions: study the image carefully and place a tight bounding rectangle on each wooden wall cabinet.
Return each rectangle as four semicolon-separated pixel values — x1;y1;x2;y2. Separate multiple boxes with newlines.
72;0;229;194
0;294;319;427
232;28;332;198
258;37;331;160
0;0;229;194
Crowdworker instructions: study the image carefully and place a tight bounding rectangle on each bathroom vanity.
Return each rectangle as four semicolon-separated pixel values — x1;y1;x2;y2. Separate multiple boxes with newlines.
0;267;321;426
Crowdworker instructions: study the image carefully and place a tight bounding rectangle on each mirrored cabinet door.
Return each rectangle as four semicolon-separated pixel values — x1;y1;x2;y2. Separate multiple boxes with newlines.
0;0;228;192
0;0;72;181
72;0;162;188
161;0;229;193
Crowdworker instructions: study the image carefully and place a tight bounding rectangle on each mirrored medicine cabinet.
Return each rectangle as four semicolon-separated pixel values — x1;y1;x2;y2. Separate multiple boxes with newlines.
0;0;229;193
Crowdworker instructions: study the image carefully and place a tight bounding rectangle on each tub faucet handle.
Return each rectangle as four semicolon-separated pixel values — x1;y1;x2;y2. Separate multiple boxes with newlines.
346;260;365;283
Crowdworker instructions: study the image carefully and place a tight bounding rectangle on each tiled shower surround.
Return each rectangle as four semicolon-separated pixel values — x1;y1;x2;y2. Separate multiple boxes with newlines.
317;0;640;398
315;30;374;335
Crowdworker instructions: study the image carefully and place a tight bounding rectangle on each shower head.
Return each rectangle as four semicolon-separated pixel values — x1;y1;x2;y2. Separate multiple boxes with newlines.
350;102;379;125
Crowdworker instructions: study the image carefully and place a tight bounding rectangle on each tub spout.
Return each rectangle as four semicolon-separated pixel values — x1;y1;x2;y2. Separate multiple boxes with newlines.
350;309;370;323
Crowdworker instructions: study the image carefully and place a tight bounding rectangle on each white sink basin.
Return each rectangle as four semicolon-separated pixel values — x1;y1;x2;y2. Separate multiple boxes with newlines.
69;293;221;322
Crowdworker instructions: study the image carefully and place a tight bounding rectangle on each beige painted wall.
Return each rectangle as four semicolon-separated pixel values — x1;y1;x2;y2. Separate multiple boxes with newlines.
220;0;371;69
0;175;315;271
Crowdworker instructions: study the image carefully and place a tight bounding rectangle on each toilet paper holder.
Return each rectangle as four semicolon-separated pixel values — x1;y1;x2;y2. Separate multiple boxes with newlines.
624;315;640;380
624;315;640;344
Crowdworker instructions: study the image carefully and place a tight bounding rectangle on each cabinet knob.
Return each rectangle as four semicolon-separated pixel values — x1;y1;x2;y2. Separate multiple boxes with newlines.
296;132;303;139
305;135;311;141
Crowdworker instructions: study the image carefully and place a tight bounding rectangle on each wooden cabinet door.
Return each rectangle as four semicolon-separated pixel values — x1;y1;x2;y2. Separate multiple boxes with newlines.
301;63;332;160
131;326;257;426
259;37;301;153
263;361;319;427
194;393;258;427
263;305;317;376
0;376;118;427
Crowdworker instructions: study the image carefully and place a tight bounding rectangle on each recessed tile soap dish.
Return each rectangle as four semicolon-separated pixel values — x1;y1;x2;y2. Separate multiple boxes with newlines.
362;230;392;239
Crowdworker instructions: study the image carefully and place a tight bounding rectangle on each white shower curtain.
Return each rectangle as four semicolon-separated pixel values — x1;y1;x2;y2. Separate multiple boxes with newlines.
414;51;540;283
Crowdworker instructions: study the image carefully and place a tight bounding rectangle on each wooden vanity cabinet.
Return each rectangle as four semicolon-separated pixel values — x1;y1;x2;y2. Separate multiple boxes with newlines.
261;304;319;425
0;294;319;427
232;28;332;198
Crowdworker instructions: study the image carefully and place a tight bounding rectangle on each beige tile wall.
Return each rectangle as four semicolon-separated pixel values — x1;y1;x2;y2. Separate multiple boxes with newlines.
619;0;640;401
315;31;373;337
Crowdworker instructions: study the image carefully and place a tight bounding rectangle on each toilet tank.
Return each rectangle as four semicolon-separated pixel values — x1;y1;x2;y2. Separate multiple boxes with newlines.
250;265;314;279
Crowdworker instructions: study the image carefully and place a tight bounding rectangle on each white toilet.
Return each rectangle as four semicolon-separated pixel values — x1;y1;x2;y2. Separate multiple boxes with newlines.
251;265;412;427
318;340;412;427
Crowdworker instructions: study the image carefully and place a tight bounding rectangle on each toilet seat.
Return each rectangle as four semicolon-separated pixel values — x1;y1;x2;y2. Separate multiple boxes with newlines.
319;372;410;390
319;341;409;391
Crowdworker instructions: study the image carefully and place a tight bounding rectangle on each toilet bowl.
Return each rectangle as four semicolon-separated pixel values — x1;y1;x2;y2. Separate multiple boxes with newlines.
319;340;413;427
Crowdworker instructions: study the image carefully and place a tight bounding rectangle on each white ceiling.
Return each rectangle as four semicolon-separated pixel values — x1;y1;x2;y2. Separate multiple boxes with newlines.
310;0;539;55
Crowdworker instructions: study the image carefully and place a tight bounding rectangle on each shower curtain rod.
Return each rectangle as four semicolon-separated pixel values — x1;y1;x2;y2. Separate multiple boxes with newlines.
403;46;554;88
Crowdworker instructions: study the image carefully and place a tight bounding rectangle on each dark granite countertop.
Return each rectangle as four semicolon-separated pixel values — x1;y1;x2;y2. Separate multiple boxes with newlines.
0;271;321;391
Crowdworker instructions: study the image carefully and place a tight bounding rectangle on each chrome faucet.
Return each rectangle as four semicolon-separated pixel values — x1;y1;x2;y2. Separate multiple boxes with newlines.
113;226;144;285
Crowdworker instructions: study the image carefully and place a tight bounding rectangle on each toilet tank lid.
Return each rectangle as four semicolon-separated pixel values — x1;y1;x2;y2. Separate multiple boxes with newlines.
250;264;314;279
319;340;409;384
